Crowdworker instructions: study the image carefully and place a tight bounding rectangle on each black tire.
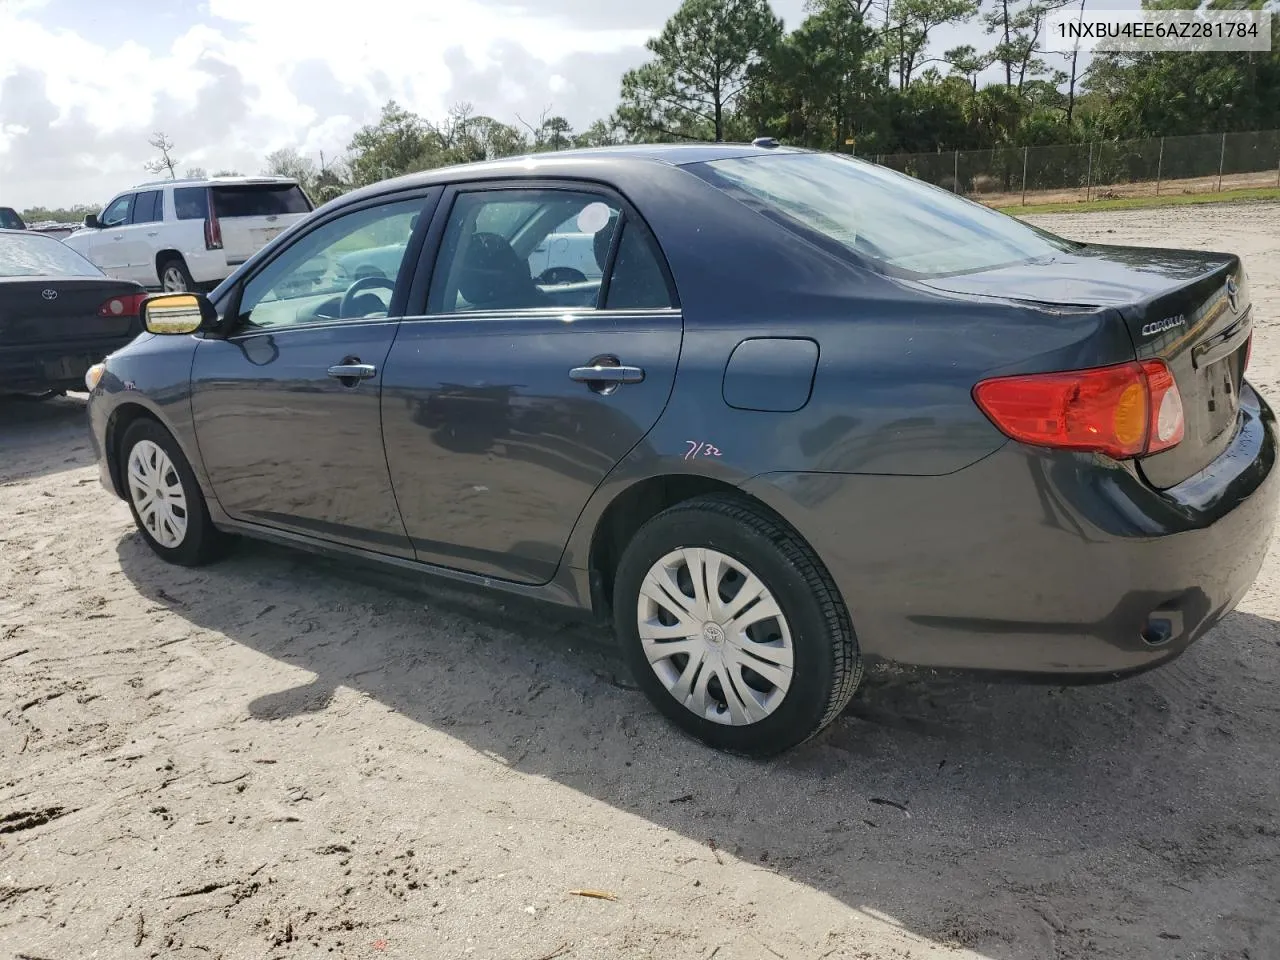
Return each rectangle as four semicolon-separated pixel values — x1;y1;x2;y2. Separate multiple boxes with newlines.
613;494;862;756
119;418;228;566
157;256;195;293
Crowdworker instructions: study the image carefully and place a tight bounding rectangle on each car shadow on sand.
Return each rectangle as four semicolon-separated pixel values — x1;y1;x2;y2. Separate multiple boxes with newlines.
114;531;1280;960
0;393;94;483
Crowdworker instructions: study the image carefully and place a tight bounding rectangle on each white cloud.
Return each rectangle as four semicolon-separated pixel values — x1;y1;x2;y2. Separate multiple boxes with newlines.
0;0;659;209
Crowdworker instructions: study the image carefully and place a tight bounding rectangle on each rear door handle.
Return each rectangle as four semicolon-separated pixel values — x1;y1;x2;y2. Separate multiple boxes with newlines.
569;364;645;384
327;363;377;380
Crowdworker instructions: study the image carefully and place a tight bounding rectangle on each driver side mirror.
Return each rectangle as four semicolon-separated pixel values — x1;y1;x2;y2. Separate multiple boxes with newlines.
84;213;101;229
141;292;220;335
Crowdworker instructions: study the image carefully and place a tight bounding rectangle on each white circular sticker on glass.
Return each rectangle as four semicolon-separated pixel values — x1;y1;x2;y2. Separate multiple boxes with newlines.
577;202;612;235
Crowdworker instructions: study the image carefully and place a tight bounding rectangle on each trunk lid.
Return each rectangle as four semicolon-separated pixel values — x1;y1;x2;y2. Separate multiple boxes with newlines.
0;277;142;345
210;182;312;266
921;245;1251;489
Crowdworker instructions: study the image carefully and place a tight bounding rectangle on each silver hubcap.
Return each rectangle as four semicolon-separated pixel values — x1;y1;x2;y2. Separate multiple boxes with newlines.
162;266;187;291
127;440;188;548
637;548;794;726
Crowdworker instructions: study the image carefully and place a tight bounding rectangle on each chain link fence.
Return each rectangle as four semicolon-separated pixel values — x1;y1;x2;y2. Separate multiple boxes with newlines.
865;129;1280;207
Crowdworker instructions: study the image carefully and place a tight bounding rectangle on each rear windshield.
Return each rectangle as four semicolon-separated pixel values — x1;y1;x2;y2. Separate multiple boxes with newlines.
0;232;103;277
691;152;1078;279
0;207;26;230
212;184;312;218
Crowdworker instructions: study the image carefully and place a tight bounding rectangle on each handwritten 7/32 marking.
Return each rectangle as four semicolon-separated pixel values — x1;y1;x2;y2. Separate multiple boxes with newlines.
684;441;723;461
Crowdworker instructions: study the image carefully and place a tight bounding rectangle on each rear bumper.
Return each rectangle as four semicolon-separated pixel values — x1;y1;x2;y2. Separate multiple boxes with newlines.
741;381;1279;678
0;340;131;393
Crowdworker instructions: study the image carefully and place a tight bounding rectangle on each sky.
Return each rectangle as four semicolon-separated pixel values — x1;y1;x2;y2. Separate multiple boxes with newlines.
0;0;1134;211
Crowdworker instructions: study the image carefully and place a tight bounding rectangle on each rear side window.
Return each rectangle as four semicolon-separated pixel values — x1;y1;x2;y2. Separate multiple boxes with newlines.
131;190;162;224
212;184;311;218
0;207;25;229
174;187;209;220
605;221;676;310
0;232;103;277
693;152;1079;279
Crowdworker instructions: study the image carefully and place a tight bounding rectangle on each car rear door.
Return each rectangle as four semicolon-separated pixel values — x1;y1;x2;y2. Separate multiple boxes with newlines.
189;189;438;556
123;189;163;286
210;181;313;269
381;182;683;584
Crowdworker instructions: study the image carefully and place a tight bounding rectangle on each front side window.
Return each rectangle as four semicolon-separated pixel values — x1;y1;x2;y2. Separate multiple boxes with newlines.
236;198;424;330
429;189;622;313
0;207;24;230
100;195;132;228
692;152;1079;278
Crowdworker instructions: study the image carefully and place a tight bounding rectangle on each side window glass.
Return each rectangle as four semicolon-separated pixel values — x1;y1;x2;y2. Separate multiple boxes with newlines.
428;189;620;314
236;198;424;330
101;195;132;227
174;187;209;220
605;221;676;310
130;191;161;224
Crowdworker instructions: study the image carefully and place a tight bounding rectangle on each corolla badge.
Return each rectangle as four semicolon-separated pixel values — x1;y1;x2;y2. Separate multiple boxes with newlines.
41;289;57;301
1141;314;1185;336
1226;276;1239;313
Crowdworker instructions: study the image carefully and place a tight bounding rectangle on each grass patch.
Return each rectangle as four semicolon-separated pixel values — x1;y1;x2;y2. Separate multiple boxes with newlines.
993;186;1280;216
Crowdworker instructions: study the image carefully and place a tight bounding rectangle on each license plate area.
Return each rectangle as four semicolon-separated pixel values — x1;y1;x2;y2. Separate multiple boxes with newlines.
1199;343;1247;443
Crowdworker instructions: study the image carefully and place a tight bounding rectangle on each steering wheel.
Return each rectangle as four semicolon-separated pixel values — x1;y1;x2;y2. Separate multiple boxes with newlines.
339;275;395;318
536;266;588;285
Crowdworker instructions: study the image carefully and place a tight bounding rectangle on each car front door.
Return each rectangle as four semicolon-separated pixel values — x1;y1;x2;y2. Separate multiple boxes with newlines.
381;183;683;584
90;194;135;277
189;191;439;557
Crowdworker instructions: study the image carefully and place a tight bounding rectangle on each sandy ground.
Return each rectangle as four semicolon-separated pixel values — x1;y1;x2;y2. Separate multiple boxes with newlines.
3;202;1280;960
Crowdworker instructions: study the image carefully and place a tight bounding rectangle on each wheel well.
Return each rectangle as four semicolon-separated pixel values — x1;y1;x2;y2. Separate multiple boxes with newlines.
155;249;184;277
588;475;777;622
104;403;161;498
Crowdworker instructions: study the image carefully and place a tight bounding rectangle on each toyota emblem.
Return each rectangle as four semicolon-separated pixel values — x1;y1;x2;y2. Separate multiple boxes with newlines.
41;289;58;301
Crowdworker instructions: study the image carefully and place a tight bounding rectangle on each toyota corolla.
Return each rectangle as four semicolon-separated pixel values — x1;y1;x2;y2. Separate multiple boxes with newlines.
84;143;1278;755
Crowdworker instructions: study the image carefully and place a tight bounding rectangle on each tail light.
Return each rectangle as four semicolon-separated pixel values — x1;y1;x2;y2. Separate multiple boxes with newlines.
973;359;1184;459
204;213;223;250
97;292;148;318
204;189;222;249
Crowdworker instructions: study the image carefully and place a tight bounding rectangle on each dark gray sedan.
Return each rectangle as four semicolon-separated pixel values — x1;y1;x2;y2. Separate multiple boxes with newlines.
84;143;1278;754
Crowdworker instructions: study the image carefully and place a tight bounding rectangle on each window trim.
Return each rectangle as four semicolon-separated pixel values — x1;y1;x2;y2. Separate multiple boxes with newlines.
407;178;681;319
214;186;442;340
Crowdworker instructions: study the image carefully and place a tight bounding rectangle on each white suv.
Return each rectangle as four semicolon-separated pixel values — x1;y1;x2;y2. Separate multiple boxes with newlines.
63;176;314;292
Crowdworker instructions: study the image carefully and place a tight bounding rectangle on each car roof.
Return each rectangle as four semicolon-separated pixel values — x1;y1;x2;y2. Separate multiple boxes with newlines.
131;175;301;189
332;141;812;207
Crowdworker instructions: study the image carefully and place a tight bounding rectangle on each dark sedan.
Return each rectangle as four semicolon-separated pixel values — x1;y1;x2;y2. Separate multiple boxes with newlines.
83;143;1278;755
1;229;147;398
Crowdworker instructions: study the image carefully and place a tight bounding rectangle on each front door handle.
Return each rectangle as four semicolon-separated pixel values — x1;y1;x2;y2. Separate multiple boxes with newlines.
327;362;376;383
569;363;645;385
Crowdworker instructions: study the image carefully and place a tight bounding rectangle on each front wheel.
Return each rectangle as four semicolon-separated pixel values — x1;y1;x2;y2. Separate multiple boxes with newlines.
120;418;227;566
613;494;862;755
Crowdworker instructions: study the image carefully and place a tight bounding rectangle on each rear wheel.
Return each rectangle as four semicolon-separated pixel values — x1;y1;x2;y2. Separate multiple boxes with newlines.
158;256;195;292
120;418;227;566
613;494;862;755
